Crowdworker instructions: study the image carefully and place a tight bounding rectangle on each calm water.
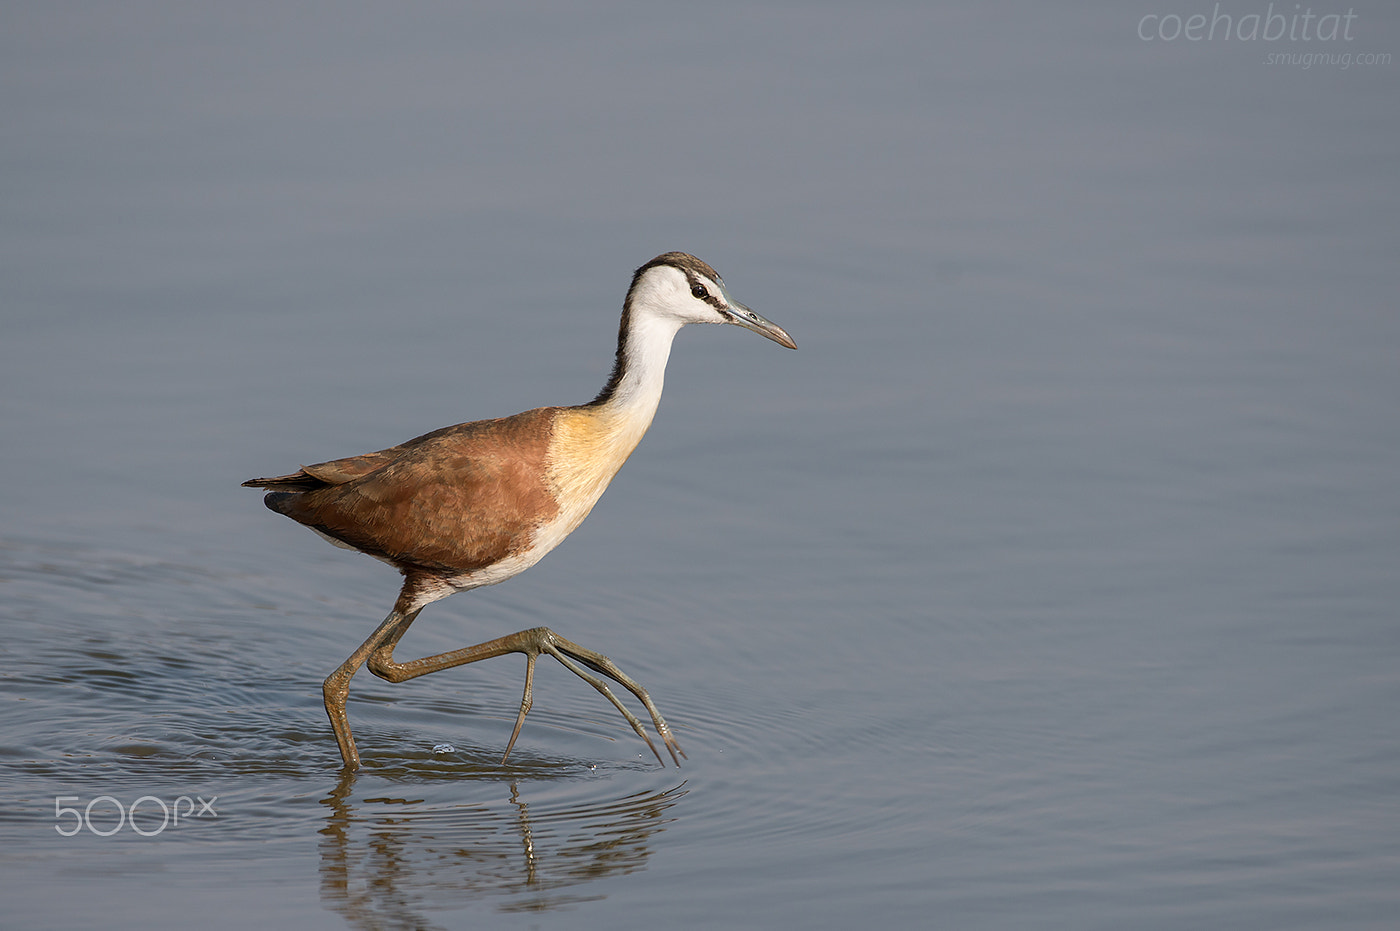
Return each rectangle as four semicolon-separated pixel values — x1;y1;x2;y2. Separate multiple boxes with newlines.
3;2;1398;928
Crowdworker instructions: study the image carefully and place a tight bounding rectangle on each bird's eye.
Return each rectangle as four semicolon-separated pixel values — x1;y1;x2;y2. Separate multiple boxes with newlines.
691;284;708;300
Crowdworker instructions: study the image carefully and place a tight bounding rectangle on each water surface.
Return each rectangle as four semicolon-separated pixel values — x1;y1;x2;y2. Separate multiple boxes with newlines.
2;2;1398;928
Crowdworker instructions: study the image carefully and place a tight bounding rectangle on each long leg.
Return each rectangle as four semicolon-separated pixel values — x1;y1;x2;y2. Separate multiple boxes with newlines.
322;606;420;771
366;625;684;766
540;632;686;766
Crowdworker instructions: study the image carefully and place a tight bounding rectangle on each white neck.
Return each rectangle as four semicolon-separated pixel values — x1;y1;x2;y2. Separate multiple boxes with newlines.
544;310;684;534
595;311;683;427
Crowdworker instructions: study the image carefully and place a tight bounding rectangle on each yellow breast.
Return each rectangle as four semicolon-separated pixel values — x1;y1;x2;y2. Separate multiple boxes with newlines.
543;405;655;540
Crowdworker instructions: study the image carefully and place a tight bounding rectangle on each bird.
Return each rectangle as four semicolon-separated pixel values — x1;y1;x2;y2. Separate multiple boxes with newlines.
243;252;796;770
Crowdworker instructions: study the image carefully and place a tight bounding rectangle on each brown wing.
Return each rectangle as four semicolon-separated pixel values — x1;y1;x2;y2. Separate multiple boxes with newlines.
241;450;397;492
253;409;561;573
241;420;483;492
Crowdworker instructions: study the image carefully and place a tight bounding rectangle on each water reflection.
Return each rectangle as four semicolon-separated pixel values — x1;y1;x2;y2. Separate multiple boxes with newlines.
318;772;687;924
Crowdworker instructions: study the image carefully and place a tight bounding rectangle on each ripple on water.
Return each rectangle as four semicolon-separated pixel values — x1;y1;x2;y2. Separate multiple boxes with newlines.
2;535;701;921
1;532;909;913
314;776;690;918
1;536;701;783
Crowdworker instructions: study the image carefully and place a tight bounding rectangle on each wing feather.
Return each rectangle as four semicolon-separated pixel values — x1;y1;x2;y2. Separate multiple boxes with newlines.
249;409;560;573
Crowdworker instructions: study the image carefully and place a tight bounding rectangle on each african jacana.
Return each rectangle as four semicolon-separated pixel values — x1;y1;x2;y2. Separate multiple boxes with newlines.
244;252;795;769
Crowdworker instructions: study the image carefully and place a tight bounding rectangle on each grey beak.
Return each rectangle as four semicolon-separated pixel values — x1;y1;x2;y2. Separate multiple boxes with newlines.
723;300;797;350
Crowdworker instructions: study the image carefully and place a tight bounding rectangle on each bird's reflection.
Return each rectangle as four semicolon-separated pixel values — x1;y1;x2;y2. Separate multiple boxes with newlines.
318;768;686;926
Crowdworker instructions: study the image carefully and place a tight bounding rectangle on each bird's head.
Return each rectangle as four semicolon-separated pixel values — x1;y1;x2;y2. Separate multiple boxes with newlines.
625;252;797;350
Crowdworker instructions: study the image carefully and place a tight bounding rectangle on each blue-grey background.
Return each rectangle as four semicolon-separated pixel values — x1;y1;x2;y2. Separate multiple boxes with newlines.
3;2;1397;928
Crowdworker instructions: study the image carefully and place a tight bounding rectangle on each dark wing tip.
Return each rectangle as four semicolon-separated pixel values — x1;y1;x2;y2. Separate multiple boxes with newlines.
242;471;326;492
